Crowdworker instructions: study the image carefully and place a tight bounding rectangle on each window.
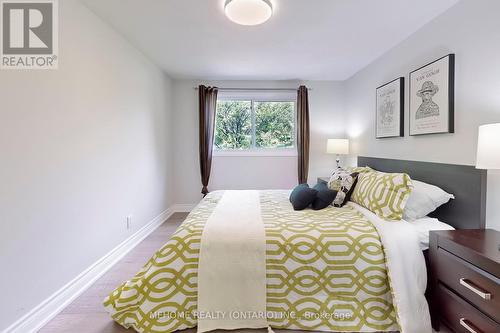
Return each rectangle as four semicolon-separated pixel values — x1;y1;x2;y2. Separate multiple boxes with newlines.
214;93;296;155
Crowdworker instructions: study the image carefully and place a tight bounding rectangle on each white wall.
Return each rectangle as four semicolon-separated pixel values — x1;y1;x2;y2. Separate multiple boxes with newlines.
344;0;500;230
172;80;345;205
0;0;174;330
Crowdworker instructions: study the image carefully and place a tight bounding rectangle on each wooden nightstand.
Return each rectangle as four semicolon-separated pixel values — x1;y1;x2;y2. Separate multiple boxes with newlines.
429;229;500;333
317;177;329;185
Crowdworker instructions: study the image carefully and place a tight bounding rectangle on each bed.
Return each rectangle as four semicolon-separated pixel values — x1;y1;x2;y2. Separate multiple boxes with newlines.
103;157;487;333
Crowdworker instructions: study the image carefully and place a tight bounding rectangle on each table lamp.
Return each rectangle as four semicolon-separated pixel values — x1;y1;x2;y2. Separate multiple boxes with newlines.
476;123;500;170
327;139;349;168
476;123;500;250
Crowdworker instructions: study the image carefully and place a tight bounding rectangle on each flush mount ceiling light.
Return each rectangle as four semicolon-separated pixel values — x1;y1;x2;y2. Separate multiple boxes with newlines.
224;0;273;26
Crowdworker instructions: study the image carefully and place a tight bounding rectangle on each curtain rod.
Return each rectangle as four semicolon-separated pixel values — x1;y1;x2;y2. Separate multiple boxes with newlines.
193;87;311;91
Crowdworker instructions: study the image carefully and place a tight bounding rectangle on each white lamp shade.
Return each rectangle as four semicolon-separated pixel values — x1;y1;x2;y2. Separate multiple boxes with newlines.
224;0;273;26
327;139;349;155
476;123;500;169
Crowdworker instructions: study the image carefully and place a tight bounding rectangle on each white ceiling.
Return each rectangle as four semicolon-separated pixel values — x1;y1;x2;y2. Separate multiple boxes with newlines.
81;0;459;80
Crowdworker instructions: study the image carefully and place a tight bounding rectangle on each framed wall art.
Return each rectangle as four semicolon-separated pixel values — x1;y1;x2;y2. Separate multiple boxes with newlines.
409;54;455;136
376;77;404;138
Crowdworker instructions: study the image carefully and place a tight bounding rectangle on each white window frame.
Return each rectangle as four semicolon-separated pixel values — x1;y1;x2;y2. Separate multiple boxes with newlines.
214;91;297;157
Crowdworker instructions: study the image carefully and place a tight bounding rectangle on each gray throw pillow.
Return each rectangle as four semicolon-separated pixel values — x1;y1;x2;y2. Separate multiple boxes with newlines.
312;182;338;210
289;184;318;210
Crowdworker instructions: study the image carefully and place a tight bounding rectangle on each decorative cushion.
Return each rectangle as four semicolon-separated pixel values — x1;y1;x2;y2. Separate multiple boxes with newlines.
328;168;359;207
289;184;318;210
338;172;359;207
403;180;455;221
311;183;338;210
289;183;308;202
351;171;414;220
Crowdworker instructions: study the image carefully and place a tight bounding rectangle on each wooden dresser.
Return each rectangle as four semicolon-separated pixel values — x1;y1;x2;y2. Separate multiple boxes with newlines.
429;229;500;333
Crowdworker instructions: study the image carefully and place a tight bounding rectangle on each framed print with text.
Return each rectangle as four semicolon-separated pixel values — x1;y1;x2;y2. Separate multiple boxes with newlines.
409;54;455;135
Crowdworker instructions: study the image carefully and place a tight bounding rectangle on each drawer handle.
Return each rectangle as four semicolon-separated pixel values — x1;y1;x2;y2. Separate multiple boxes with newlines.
460;278;492;300
460;318;482;333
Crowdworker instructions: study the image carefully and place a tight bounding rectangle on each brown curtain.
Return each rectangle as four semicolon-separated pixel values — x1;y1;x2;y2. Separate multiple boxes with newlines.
296;85;310;184
198;85;218;195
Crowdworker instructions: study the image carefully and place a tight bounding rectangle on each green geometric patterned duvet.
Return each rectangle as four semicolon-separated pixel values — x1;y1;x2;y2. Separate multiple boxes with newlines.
104;190;398;333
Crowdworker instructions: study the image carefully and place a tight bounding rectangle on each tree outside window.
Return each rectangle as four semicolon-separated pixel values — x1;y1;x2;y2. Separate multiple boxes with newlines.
214;100;295;150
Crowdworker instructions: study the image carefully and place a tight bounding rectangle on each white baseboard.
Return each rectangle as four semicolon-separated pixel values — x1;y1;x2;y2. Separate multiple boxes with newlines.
2;205;192;333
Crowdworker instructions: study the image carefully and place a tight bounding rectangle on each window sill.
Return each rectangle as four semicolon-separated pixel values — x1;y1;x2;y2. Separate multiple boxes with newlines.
213;149;298;157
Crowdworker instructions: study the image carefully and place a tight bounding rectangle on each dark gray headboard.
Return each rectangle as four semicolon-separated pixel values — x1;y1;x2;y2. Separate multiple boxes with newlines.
358;156;487;229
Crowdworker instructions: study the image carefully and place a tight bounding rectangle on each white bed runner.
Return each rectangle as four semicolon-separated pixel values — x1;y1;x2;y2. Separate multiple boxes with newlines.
197;190;268;333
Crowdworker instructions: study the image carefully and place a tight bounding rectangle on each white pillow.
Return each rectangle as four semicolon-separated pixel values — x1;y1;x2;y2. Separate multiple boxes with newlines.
403;180;454;221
